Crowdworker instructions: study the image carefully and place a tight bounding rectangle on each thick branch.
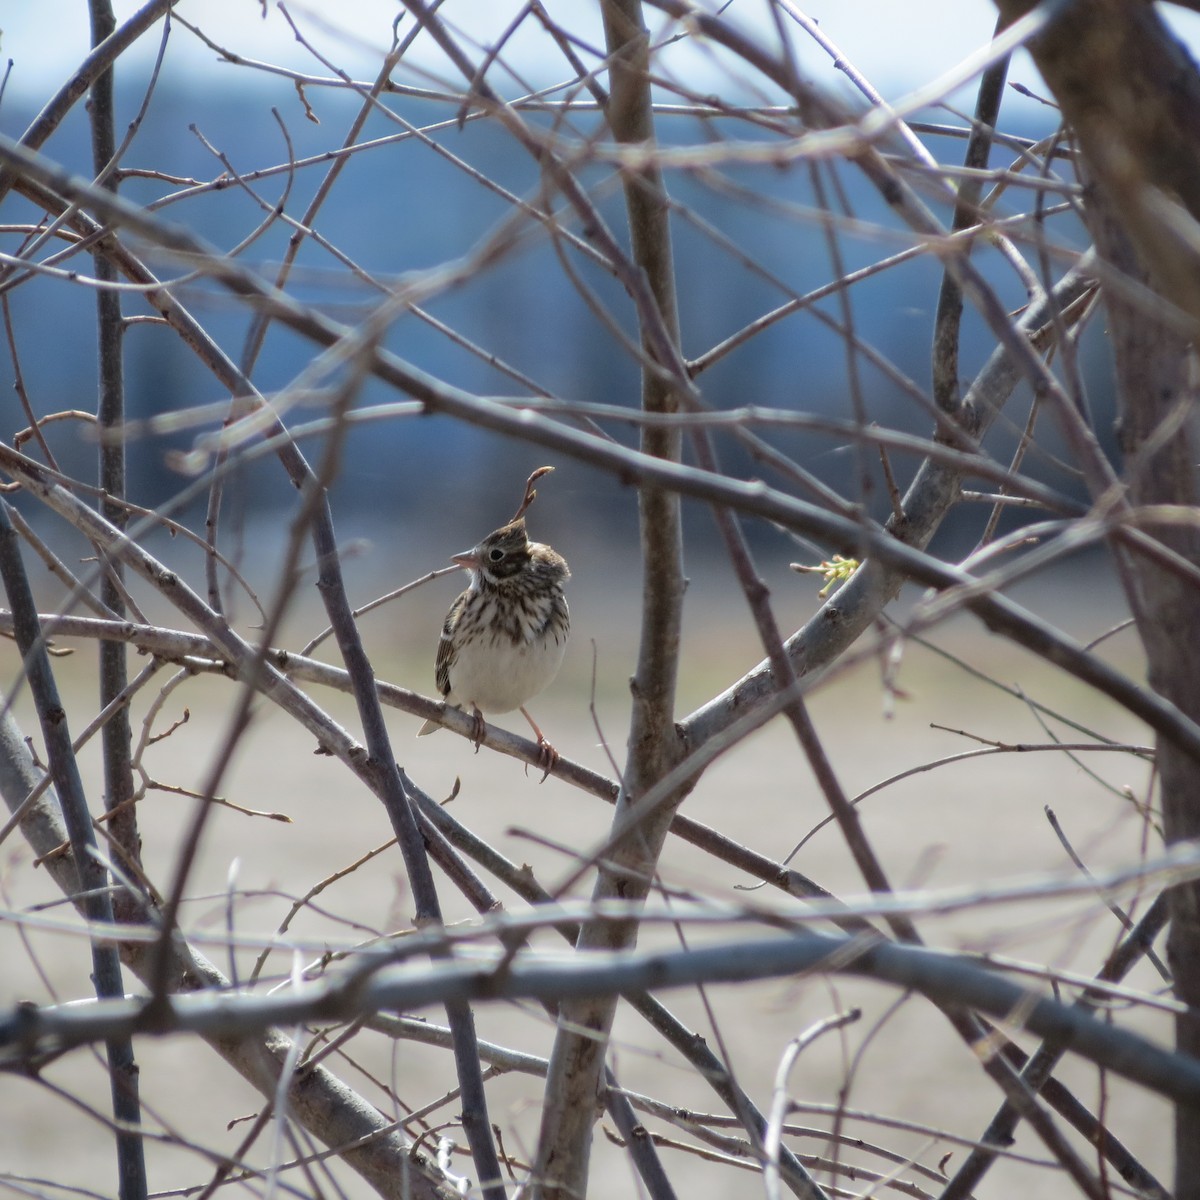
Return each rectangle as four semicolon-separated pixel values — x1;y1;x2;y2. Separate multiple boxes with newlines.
7;923;1200;1115
994;0;1200;327
989;4;1200;1192
535;0;691;1194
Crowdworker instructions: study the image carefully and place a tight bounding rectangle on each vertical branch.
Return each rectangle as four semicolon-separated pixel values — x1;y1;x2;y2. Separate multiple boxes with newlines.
534;2;687;1196
0;501;146;1200
931;15;1010;413
87;1;147;1194
90;0;143;926
602;0;686;790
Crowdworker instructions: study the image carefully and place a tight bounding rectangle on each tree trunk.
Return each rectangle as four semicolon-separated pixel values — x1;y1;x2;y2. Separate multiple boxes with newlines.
992;2;1200;1191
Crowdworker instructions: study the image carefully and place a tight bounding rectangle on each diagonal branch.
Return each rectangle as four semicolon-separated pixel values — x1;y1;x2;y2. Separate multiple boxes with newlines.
681;261;1097;748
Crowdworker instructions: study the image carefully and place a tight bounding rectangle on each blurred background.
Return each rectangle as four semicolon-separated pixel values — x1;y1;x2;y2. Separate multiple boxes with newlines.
0;4;1184;1197
9;0;1189;548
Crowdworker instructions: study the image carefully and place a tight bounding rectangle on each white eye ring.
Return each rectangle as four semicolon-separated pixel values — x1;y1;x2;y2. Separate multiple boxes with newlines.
488;547;505;562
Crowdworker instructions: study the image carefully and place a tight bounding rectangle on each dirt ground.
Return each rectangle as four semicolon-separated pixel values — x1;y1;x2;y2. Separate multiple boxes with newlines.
0;557;1173;1199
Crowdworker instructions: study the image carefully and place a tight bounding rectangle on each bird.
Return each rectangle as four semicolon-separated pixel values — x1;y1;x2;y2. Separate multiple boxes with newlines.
417;471;570;776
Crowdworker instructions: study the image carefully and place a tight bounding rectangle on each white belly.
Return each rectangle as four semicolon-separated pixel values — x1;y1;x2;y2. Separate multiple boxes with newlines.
445;628;567;714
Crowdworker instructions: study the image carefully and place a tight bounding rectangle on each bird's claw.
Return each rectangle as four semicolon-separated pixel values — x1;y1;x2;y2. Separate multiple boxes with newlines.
517;706;557;781
525;735;558;783
469;705;486;753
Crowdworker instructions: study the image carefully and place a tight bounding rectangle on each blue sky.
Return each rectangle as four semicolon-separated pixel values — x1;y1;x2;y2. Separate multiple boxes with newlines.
6;1;1200;132
10;0;1181;113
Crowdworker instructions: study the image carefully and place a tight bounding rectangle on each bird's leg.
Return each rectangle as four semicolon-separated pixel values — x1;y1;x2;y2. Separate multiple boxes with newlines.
468;703;487;753
520;706;558;782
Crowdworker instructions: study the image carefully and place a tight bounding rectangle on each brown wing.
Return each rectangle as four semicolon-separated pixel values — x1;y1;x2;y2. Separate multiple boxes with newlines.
434;590;468;698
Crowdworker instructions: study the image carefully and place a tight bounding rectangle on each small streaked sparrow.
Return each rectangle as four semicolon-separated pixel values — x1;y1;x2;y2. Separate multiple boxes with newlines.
417;469;570;775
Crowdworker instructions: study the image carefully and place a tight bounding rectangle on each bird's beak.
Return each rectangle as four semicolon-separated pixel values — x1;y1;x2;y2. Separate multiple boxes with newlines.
452;549;479;569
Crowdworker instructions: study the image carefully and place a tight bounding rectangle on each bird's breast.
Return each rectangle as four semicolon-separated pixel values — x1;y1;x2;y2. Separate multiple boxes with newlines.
445;620;568;715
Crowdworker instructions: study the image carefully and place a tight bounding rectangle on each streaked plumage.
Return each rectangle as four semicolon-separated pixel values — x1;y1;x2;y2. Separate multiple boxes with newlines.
417;517;570;744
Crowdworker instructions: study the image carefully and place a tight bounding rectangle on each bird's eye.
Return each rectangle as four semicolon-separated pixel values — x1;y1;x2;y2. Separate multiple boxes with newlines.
488;547;505;562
